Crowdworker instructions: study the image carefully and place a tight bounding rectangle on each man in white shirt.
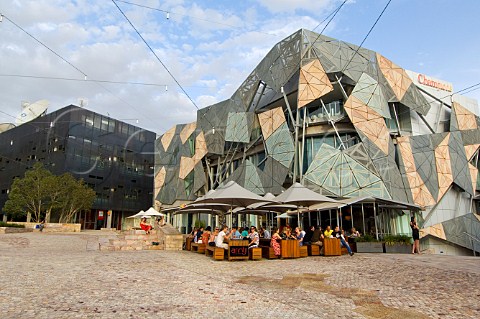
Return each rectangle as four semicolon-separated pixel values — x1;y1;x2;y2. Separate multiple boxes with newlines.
215;225;231;249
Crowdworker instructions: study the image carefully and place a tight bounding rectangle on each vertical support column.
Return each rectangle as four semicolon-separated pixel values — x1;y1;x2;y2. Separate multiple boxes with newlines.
361;203;365;236
374;203;379;241
350;207;353;231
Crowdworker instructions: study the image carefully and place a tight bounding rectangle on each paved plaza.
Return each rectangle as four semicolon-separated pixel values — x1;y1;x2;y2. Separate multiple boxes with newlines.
1;232;479;319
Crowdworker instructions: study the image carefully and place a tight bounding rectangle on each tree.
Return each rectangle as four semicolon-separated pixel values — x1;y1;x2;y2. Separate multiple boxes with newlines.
3;163;52;222
56;175;95;223
3;163;96;223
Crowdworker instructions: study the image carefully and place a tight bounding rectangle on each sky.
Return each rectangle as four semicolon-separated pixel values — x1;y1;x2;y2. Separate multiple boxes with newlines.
1;0;479;136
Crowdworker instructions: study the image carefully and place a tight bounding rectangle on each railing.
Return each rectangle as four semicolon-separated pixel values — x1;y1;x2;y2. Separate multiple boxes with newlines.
463;232;480;257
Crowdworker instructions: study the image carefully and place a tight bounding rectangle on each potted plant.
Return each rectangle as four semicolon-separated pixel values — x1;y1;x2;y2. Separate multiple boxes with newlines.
384;234;412;253
355;234;385;253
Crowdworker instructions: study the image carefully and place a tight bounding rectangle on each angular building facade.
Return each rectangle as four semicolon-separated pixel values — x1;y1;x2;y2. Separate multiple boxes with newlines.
154;29;480;255
0;105;156;229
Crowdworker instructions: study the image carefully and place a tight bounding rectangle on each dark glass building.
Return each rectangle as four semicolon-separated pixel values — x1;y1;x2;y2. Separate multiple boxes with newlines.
0;105;156;229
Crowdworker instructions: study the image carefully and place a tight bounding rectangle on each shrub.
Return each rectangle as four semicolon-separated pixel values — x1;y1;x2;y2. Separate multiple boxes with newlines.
0;221;25;228
355;234;379;242
384;234;411;245
194;219;206;229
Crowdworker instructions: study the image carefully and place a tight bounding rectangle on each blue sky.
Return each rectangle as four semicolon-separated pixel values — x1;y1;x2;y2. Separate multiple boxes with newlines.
0;0;479;135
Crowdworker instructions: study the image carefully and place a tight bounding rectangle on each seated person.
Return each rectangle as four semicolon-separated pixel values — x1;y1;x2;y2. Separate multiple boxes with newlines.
350;227;360;238
323;225;333;238
201;226;212;244
303;226;314;245
230;226;241;239
333;226;354;256
311;225;324;254
270;227;281;256
241;227;249;239
140;217;152;234
285;227;296;240
189;227;198;239
195;227;204;243
215;225;232;249
248;226;260;249
258;227;265;238
295;227;305;246
208;228;219;246
38;220;46;232
262;227;271;239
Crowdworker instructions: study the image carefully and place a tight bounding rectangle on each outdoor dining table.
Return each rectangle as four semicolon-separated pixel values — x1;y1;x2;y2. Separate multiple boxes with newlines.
225;239;250;261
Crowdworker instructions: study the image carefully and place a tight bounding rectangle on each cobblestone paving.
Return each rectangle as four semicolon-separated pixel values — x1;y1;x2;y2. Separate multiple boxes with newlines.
1;232;479;319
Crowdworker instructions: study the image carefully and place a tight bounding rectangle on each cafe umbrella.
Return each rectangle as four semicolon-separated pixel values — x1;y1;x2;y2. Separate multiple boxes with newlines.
273;182;338;227
193;181;275;226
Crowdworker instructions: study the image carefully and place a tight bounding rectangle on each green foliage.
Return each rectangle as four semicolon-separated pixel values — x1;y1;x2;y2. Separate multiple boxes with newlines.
384;234;411;246
2;163;95;223
355;234;380;242
194;219;206;229
3;162;52;222
0;221;25;228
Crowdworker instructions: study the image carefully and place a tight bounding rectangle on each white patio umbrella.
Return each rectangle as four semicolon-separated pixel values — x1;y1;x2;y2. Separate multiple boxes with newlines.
193;181;274;226
126;210;145;218
273;182;338;226
143;207;165;217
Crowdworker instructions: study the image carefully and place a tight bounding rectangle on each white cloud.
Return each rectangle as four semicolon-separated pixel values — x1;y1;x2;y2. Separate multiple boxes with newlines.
256;0;337;13
0;0;478;136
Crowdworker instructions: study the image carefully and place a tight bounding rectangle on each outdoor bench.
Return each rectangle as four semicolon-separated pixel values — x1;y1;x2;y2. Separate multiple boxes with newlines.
205;245;225;260
305;244;321;256
190;242;206;254
299;245;308;257
248;247;262;260
260;245;279;259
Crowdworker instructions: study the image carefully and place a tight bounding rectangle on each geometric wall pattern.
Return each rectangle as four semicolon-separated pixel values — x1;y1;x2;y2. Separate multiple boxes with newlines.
264;122;295;169
153;28;480;252
258;107;286;139
397;136;436;207
298;59;333;109
180;122;196;144
344;94;390;155
225;112;250;143
304;144;390;198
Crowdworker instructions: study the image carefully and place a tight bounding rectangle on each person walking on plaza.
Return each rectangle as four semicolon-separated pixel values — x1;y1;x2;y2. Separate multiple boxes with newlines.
411;216;420;254
215;225;232;250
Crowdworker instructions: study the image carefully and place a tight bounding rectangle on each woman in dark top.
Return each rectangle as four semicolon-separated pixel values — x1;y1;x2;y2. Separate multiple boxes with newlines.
411;216;420;254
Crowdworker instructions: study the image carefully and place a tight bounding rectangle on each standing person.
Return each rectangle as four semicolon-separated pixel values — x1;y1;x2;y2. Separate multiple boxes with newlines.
215;225;232;250
248;226;260;249
411;216;420;254
270;227;281;257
